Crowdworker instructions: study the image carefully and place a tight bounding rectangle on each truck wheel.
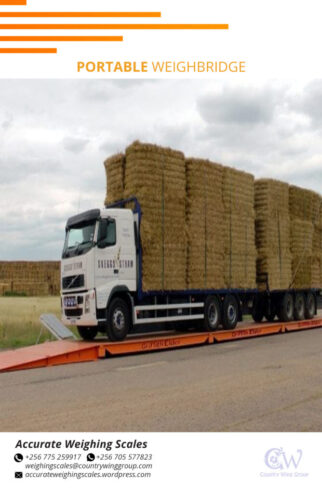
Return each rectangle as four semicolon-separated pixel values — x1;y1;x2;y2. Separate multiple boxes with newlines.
294;292;305;320
77;326;98;341
106;297;131;341
222;294;238;330
203;296;221;331
252;297;264;323
278;292;294;322
265;301;276;322
305;292;315;319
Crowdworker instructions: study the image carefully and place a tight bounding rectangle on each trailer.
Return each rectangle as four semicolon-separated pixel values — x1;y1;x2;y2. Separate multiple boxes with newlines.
60;198;320;342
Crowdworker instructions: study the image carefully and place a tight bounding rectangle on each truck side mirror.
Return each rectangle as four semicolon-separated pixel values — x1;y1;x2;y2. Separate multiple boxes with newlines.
97;219;108;247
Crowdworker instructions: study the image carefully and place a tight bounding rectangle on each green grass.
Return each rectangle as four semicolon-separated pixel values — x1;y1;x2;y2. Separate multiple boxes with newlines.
0;296;77;349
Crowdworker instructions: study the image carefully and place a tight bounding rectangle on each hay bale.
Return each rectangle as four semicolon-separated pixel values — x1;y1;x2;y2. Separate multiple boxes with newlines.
124;141;186;291
313;197;322;286
0;282;9;296
0;261;60;296
223;167;256;288
289;186;322;289
254;179;292;290
104;153;125;205
185;158;224;289
289;185;320;222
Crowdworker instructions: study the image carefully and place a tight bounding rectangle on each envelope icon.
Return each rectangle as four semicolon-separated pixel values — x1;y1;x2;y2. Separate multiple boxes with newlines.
15;472;23;479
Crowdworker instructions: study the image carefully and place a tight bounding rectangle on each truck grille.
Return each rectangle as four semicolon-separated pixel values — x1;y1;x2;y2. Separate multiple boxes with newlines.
65;308;83;317
62;274;84;290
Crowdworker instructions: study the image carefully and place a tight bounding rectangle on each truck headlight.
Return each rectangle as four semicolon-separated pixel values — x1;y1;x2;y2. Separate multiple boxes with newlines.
85;294;90;313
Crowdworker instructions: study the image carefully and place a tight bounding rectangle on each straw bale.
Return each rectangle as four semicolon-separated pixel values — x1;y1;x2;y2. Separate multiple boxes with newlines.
289;185;320;222
254;179;292;290
223;167;256;288
104;153;125;205
185;158;224;289
289;186;322;289
124;141;186;291
0;261;60;296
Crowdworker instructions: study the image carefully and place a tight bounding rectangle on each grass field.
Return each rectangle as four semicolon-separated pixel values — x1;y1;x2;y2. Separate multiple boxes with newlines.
0;296;67;349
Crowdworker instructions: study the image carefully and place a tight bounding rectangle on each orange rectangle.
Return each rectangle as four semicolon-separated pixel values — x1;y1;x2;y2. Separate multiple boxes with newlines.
0;47;57;53
0;0;26;4
0;36;123;41
0;23;229;30
0;12;161;17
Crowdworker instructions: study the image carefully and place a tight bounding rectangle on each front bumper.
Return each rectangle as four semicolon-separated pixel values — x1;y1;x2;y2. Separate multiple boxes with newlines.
61;289;97;326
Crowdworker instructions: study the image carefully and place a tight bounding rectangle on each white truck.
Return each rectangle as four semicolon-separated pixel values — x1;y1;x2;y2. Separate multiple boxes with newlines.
61;198;318;341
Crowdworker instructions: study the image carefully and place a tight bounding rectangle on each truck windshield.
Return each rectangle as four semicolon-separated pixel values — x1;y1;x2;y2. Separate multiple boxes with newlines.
62;221;96;258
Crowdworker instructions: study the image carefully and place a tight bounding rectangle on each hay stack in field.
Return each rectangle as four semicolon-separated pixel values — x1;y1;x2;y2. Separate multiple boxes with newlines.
104;153;125;205
0;261;60;296
289;186;321;289
254;179;292;290
222;167;256;288
124;141;186;291
185;158;224;289
0;282;9;295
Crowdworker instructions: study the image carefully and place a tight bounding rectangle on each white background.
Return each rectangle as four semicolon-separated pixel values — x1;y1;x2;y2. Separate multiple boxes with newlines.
0;0;320;80
0;432;320;492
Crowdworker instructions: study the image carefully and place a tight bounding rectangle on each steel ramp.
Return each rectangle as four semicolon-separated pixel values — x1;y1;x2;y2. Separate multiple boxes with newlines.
0;340;105;372
0;317;321;373
39;313;77;340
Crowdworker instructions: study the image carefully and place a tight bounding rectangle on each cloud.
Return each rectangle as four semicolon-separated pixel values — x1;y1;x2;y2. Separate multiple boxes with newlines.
62;136;89;154
292;79;322;126
197;86;278;125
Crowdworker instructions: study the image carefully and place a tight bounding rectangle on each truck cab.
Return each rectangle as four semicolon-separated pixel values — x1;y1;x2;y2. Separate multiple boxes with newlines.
61;206;137;340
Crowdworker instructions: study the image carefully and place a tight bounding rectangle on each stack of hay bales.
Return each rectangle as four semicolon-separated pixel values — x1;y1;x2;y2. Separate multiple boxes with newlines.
254;179;292;290
185;158;224;289
104;153;125;205
124;141;186;291
0;282;9;296
222;167;257;288
289;186;321;289
0;261;60;296
314;198;322;286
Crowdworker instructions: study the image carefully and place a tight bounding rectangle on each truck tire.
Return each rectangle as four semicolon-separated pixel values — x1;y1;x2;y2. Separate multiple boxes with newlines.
265;300;276;322
222;294;238;330
106;297;131;341
77;326;98;341
202;296;221;331
278;292;294;322
294;292;305;320
252;297;264;323
305;292;315;319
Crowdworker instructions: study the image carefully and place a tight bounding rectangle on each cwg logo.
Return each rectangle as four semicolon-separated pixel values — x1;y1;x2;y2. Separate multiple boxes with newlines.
264;448;302;470
260;447;309;478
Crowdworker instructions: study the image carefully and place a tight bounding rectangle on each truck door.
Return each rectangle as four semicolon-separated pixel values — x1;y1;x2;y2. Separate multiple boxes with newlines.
95;217;120;287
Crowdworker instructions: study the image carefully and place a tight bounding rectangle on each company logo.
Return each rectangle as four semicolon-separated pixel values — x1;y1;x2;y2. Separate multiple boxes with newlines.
260;447;309;478
264;448;302;470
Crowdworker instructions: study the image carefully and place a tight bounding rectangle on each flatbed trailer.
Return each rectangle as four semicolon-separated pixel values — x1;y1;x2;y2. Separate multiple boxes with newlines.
1;317;321;373
60;198;321;342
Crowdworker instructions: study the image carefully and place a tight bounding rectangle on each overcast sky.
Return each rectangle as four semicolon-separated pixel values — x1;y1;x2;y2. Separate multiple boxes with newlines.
0;79;321;260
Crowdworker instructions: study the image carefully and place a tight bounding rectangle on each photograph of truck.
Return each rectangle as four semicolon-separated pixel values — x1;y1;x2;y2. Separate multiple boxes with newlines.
0;79;321;433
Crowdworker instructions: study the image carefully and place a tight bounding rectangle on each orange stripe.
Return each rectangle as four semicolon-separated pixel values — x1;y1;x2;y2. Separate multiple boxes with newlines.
0;23;228;29
0;0;26;4
0;36;123;41
0;47;56;53
0;12;161;18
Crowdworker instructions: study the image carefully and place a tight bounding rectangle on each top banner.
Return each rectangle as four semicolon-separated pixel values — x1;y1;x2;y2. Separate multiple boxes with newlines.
0;0;320;80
